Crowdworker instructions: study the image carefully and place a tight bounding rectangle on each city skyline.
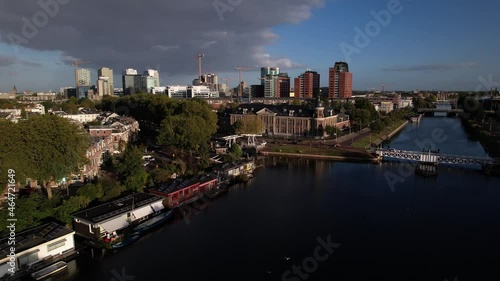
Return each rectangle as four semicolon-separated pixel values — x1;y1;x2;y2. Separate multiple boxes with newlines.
0;0;499;92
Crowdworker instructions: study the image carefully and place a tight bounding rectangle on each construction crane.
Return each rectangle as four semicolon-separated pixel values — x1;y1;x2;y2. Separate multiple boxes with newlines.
234;65;254;97
197;54;205;82
72;60;90;89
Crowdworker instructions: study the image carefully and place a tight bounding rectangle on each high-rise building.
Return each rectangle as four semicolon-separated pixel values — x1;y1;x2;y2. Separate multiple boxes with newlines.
144;69;160;92
250;85;264;98
122;68;145;95
277;73;291;98
98;67;114;95
260;67;280;86
202;73;218;92
76;68;91;87
328;62;353;99
294;70;320;99
97;77;112;98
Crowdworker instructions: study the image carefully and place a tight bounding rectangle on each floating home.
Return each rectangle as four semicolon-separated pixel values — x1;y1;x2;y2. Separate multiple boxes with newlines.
149;175;218;208
71;193;165;241
0;222;76;278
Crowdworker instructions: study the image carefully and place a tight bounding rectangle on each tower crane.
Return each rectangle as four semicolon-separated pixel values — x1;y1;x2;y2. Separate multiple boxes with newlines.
234;65;254;97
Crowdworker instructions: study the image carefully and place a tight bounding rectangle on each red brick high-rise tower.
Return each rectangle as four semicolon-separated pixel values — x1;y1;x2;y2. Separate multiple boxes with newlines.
328;62;352;99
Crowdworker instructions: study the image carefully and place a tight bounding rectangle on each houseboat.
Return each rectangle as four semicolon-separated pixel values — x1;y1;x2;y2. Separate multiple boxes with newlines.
111;234;140;250
133;209;174;234
149;174;218;208
31;261;68;280
0;222;76;278
213;160;256;179
71;193;165;242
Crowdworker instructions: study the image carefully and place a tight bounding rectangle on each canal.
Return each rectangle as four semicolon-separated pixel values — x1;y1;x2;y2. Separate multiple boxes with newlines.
51;116;500;281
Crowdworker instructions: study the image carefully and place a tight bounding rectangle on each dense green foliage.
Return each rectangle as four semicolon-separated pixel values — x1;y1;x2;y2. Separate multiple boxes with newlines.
116;145;149;192
228;143;243;159
457;93;486;120
0;115;90;198
232;116;264;134
100;95;218;152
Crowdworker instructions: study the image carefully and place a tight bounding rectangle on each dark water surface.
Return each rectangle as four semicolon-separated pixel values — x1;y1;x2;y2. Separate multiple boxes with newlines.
51;117;500;281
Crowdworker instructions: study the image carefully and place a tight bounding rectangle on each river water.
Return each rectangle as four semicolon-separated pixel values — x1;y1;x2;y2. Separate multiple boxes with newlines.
50;116;500;281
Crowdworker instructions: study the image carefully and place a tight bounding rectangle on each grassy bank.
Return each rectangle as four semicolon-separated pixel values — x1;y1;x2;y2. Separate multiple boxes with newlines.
262;144;375;159
352;120;408;149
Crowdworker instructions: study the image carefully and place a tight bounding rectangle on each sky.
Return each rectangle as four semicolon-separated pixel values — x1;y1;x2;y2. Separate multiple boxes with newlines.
0;0;499;93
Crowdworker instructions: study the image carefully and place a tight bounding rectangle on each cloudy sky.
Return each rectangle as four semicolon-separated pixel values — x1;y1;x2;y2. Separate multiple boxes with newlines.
0;0;499;92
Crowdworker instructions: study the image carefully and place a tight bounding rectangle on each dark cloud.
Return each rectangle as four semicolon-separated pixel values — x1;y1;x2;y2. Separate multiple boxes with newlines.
0;54;41;68
0;0;324;78
383;62;478;72
0;55;17;67
19;60;42;67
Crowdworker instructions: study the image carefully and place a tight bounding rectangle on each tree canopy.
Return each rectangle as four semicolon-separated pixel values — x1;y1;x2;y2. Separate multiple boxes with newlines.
100;94;218;151
116;145;149;192
234;116;264;134
0;115;90;199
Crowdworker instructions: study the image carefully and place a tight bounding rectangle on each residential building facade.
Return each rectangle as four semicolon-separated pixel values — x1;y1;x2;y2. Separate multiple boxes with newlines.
328;62;353;99
294;70;320;99
0;222;76;277
98;67;114;96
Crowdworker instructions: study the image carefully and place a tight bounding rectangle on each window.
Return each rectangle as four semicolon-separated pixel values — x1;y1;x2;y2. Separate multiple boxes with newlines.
18;250;39;266
47;239;67;252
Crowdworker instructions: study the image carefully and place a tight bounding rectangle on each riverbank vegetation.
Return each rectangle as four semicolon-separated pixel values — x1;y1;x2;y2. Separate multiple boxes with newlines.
457;93;500;157
348;103;414;149
0;95;220;234
457;93;500;158
263;144;374;159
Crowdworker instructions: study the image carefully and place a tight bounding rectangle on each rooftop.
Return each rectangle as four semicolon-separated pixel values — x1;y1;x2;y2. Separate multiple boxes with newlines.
0;222;74;259
72;192;163;223
232;103;339;117
153;178;200;195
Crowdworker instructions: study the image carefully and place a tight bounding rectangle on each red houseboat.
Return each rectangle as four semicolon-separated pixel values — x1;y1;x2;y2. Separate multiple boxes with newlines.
149;175;218;208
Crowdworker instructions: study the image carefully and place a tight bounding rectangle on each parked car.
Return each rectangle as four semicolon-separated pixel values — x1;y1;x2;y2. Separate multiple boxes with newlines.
334;143;341;148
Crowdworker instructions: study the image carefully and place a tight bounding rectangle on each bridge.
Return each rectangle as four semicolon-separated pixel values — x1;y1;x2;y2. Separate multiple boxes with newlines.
374;149;500;166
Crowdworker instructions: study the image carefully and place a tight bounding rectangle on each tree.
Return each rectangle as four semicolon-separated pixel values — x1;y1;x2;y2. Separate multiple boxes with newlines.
61;101;79;114
236;116;264;134
116;145;149;192
0;191;62;233
77;183;104;200
229;143;243;159
0;120;25;187
55;196;91;226
157;99;218;152
325;125;336;136
291;99;301;106
78;98;95;109
13;115;90;199
231;119;243;135
99;178;126;202
370;120;385;133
